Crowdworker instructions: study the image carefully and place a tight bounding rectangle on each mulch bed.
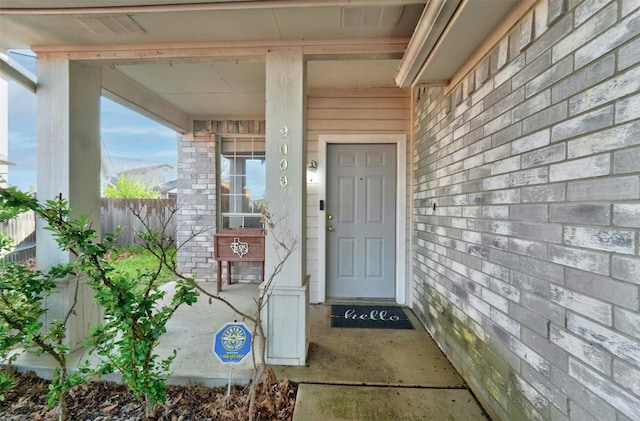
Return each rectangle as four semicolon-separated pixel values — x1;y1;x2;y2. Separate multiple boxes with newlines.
0;370;297;420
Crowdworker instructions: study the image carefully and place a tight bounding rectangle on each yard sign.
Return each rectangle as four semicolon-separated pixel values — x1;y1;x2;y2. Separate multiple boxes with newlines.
213;322;252;364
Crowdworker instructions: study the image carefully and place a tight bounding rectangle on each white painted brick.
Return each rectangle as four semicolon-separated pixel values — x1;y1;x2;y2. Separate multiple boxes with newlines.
566;268;639;311
510;167;549;186
533;0;549;41
569;359;640;420
550;203;610;225
489;277;521;302
619;35;640;70
549;154;610;182
574;7;640;68
483;174;510;190
469;293;491;317
551;106;614;143
482;205;509;219
615;307;640;339
616;91;640;123
462;230;482;244
516;222;562;243
569;66;640;115
491;156;520;175
489;220;514;236
568;176;640;201
550;325;612;375
483;287;510;313
490;306;521;337
522;143;566;169
613;360;640;396
614;145;640;174
564;226;635;255
510;337;550;376
554;2;617;62
550;284;612;325
483;143;511;163
485;112;512;136
510;370;550;413
491;188;521;204
525;56;573;98
469;267;491;287
523;184;566;203
523;103;568;135
575;0;615;26
568;120;640;158
549;244;609;275
511;129;551;154
509;238;548;259
613;204;640;228
567;313;640;366
513;90;551;120
612;256;640;285
622;0;640;16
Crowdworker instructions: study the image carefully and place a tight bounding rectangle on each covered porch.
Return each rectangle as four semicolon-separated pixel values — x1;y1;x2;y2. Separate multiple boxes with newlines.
15;280;488;420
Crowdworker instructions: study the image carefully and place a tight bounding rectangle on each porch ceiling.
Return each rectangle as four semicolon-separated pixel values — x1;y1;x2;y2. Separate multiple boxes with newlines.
0;0;521;130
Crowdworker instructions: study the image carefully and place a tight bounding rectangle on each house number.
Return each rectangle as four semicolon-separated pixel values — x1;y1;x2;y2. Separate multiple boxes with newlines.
279;126;289;189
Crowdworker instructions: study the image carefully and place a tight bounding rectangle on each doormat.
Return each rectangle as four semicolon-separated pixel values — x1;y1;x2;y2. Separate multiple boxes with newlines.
331;305;414;329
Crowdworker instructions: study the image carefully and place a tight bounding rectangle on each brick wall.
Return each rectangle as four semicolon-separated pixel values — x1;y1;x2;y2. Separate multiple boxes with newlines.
177;132;217;283
412;0;640;420
177;120;265;284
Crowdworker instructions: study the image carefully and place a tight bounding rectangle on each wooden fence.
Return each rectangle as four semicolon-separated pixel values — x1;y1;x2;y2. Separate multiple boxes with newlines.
100;198;178;246
0;211;36;262
1;198;179;262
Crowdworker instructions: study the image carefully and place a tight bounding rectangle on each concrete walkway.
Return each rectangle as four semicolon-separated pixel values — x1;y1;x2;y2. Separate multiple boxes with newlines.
277;304;489;421
14;281;490;420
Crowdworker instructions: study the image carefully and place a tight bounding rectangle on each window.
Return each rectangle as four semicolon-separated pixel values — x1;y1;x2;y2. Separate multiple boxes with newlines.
218;135;265;229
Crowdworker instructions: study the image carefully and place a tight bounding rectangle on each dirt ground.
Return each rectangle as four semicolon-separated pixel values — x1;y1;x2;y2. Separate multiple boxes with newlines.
0;370;297;420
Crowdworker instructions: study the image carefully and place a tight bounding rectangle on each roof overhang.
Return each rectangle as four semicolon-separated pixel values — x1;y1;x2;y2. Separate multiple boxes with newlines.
396;0;527;88
0;53;36;92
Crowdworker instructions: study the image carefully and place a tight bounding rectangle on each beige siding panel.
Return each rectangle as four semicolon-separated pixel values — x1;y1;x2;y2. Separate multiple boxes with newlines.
308;97;408;109
308;119;409;132
305;86;411;304
307;108;408;121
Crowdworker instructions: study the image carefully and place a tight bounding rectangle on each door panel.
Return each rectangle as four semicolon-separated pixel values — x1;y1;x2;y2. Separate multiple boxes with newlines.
326;143;396;299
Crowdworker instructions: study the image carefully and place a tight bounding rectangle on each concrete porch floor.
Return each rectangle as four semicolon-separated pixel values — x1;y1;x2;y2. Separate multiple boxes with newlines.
15;281;490;420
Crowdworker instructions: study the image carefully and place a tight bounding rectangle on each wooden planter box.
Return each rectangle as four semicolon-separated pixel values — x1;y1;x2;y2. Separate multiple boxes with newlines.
213;228;265;292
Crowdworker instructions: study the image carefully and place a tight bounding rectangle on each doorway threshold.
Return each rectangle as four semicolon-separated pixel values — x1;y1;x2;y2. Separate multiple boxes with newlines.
325;298;398;306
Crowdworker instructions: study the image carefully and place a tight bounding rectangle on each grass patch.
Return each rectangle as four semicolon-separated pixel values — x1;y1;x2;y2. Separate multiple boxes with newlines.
109;246;176;286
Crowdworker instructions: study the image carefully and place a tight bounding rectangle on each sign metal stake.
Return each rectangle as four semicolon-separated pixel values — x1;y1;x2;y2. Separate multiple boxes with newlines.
213;322;252;398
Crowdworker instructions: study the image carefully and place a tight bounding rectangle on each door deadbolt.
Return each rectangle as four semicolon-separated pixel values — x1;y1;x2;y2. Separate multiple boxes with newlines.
328;214;333;220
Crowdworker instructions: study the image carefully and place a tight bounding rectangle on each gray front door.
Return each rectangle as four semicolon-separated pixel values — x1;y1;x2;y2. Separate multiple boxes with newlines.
326;143;396;299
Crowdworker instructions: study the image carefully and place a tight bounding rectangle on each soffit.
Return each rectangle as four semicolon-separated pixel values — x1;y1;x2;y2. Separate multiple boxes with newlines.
1;1;523;124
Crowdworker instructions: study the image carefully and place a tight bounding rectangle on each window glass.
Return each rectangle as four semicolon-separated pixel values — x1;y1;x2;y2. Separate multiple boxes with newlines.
219;136;265;229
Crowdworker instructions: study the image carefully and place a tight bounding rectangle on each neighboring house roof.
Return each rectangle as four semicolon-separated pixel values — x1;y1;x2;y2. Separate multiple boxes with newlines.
118;164;173;178
103;163;176;194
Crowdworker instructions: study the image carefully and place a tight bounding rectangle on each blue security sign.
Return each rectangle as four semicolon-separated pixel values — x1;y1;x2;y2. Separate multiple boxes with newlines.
213;322;252;364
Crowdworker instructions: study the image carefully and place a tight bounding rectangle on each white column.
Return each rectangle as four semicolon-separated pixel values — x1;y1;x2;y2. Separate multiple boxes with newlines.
36;53;102;351
262;47;309;365
0;75;8;186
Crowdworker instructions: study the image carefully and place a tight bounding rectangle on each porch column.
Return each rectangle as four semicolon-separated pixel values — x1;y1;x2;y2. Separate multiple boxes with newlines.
262;47;309;365
36;53;102;351
0;75;7;186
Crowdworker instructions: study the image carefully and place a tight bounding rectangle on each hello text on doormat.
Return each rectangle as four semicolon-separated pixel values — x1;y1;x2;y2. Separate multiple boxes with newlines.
330;305;414;329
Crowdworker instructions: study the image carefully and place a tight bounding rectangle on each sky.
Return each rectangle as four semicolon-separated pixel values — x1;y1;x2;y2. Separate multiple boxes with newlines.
6;50;178;193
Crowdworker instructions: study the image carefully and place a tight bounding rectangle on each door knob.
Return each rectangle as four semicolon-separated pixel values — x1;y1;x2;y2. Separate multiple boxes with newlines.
327;226;335;232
